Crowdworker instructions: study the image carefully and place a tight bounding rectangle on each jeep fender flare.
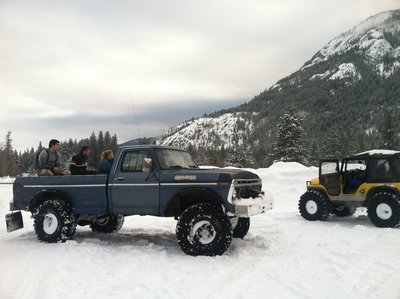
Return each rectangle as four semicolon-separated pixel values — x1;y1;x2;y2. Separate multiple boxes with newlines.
28;189;72;212
164;187;224;218
307;187;329;200
366;186;400;205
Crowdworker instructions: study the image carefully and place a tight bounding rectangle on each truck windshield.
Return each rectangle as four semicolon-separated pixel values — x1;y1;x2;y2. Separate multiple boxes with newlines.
155;149;198;170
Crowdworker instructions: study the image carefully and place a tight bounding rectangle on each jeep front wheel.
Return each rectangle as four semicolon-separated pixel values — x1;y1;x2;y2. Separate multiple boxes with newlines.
176;203;232;256
33;200;75;243
298;190;330;221
367;192;400;228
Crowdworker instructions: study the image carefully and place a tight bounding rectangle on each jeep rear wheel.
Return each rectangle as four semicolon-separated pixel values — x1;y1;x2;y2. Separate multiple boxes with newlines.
176;203;232;256
367;192;400;228
299;190;330;221
90;214;124;233
33;200;75;243
231;217;250;238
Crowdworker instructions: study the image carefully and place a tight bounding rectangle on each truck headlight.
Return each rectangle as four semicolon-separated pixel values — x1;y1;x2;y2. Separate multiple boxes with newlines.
232;189;237;200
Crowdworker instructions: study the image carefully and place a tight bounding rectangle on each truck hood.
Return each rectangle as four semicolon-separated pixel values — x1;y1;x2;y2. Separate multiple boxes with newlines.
160;168;260;183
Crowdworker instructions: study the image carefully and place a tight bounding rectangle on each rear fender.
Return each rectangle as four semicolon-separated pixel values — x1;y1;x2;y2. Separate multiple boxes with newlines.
366;186;400;204
28;189;72;212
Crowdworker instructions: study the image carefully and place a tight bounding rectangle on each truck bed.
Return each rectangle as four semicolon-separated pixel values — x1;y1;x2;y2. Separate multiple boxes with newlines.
13;174;109;214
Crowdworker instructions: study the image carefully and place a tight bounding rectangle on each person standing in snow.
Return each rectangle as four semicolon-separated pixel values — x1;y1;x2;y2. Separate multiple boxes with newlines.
70;146;96;175
37;139;69;176
97;150;114;174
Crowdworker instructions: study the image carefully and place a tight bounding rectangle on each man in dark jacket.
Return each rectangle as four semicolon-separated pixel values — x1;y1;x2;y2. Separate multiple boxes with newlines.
70;146;96;175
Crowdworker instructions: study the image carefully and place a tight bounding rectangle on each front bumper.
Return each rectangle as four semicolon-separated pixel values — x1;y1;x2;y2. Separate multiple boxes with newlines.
233;191;273;217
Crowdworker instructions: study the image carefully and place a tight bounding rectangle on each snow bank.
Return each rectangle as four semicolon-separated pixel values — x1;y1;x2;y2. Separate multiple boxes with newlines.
0;176;15;184
267;161;310;172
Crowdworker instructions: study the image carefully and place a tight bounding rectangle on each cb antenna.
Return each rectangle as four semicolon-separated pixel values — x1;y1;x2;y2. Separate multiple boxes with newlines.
128;90;142;139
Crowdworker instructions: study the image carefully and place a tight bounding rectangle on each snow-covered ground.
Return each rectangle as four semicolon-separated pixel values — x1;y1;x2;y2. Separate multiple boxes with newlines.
1;163;399;299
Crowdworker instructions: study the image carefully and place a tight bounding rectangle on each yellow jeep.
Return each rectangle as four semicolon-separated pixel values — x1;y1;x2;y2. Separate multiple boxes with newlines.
299;150;400;227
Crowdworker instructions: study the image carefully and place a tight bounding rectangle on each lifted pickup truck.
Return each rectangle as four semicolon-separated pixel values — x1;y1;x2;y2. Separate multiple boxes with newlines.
6;145;272;256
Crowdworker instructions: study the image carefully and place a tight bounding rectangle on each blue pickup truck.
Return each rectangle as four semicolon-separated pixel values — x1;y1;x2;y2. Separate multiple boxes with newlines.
6;145;272;256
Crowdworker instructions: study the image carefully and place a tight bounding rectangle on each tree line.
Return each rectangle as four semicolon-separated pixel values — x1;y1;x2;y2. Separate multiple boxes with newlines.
186;104;399;169
0;131;118;176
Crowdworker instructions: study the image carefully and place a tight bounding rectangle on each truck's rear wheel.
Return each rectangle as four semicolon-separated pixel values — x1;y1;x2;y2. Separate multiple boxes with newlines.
176;203;232;256
299;190;330;221
367;192;400;228
231;217;250;238
90;214;124;233
34;200;75;243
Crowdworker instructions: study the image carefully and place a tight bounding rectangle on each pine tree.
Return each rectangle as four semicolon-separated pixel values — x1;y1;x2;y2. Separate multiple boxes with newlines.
381;109;399;149
323;124;358;159
6;132;21;175
273;106;306;163
0;146;6;176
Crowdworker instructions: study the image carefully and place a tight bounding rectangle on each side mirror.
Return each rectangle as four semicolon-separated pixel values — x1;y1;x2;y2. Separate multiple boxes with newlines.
142;158;153;173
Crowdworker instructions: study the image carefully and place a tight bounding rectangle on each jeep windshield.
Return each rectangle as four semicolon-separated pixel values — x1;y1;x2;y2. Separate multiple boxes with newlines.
155;148;199;170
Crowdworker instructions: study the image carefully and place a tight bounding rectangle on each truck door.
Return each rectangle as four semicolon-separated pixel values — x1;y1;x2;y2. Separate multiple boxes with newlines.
110;149;159;215
320;160;341;196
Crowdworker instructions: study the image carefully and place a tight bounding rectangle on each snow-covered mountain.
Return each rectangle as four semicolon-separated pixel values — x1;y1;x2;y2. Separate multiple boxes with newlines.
303;10;400;78
159;10;400;166
271;9;400;91
158;113;255;150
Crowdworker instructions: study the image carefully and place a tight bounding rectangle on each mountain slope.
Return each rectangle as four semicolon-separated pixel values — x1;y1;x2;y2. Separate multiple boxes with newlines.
159;112;255;150
159;10;400;166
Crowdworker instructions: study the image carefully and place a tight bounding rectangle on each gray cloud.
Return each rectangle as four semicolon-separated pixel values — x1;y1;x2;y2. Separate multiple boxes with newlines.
1;0;399;150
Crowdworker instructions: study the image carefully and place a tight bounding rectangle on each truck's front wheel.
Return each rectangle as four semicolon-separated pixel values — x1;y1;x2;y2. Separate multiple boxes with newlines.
176;203;232;256
90;214;124;233
34;200;75;243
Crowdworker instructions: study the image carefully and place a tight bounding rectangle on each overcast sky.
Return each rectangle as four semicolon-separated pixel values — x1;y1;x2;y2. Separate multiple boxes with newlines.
1;0;399;151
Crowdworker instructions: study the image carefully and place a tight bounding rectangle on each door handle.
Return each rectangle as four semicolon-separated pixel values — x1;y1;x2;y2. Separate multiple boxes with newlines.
115;177;125;181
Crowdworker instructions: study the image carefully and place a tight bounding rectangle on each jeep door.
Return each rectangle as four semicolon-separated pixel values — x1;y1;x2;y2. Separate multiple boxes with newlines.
320;160;341;196
110;149;159;215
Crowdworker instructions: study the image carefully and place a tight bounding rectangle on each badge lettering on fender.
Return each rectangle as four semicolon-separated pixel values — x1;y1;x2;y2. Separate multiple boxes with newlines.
174;175;197;181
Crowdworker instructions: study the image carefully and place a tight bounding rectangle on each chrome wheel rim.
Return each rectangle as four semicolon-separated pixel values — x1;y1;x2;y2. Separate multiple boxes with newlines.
190;220;216;244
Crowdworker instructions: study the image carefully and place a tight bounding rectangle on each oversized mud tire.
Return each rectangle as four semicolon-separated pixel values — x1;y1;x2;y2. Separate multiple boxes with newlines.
34;200;75;243
299;190;330;221
90;214;124;233
231;217;250;239
176;203;233;256
367;192;400;228
332;205;356;217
